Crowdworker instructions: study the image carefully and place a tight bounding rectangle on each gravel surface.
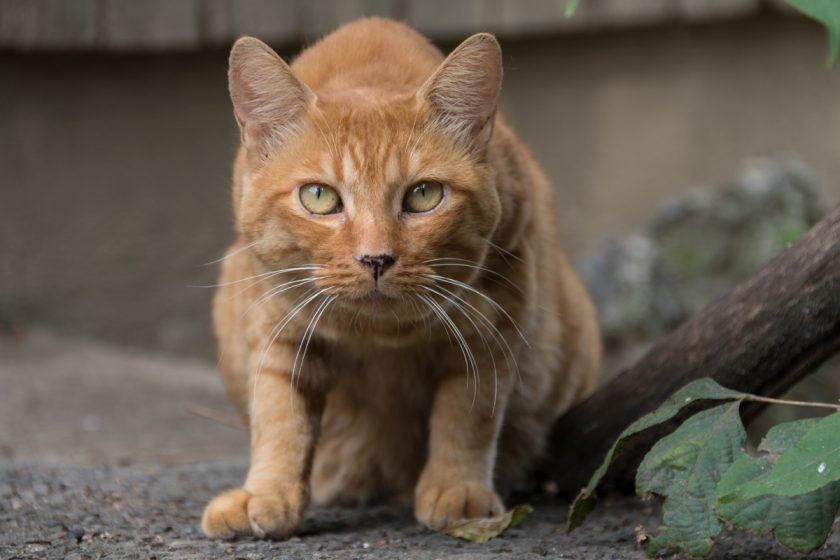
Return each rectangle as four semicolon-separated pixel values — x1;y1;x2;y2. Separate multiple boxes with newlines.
4;462;840;559
4;331;840;559
1;462;650;560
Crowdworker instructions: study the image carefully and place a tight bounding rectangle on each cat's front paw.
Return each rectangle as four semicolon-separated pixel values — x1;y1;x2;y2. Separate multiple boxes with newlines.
201;487;304;540
414;479;503;530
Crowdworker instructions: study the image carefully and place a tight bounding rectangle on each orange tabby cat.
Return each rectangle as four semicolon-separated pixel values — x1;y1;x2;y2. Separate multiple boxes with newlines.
202;17;600;539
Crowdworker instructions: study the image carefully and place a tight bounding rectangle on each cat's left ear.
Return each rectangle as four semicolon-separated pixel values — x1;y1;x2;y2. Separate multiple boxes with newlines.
418;33;502;151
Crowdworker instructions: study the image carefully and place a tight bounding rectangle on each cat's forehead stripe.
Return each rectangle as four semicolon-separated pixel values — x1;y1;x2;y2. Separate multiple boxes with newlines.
340;145;358;186
385;146;400;185
319;151;337;185
407;150;421;177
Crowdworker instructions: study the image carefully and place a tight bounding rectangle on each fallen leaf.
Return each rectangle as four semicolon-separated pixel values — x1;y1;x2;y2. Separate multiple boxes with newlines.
634;524;648;546
442;504;533;543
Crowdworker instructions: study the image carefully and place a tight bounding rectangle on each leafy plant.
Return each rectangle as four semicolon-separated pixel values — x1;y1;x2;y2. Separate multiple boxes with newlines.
568;378;840;557
787;0;840;66
565;0;839;67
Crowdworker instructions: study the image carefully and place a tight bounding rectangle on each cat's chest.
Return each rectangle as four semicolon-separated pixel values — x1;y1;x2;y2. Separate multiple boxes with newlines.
320;338;441;404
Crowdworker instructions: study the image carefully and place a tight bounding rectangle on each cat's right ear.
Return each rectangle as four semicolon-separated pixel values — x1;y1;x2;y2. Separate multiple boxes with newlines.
228;36;315;160
418;33;502;152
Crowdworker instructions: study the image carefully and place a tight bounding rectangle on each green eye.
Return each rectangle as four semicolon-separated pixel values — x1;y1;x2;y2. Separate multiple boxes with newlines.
299;184;342;215
403;181;444;213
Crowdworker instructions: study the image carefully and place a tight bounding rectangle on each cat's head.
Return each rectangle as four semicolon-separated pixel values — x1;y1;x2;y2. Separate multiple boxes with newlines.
228;32;503;322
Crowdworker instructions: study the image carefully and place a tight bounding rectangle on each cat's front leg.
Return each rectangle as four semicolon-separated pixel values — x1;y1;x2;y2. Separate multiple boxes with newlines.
414;372;512;530
202;353;324;540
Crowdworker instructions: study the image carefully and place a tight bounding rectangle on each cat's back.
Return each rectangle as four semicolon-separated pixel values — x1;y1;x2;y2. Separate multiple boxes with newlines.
291;17;444;97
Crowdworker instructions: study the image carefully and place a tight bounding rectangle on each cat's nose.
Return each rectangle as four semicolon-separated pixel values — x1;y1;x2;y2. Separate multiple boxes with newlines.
357;254;396;281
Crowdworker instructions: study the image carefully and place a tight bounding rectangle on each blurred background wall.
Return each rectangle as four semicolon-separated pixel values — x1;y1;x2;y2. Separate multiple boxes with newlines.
2;0;839;360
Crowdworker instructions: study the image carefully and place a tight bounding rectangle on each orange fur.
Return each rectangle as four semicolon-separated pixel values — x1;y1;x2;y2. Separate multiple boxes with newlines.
202;17;600;539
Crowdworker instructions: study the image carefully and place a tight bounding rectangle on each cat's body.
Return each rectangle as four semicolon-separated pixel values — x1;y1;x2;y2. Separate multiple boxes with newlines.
203;18;600;539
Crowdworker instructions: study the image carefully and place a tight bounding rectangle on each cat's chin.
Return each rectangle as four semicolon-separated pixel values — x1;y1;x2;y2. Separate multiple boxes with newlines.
343;290;400;311
336;290;424;320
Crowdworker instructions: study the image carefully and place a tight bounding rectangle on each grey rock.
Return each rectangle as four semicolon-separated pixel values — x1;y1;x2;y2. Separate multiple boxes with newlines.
577;159;824;350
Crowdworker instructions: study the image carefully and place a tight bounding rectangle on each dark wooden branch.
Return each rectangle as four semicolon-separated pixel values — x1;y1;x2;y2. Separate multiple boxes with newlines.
540;204;840;494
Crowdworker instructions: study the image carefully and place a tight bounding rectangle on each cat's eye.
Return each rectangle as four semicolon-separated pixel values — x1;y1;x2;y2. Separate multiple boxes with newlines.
299;184;343;215
403;181;444;213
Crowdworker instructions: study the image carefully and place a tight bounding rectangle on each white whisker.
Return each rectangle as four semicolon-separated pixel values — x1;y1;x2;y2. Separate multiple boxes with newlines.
418;292;480;410
425;258;523;294
250;288;324;419
422;273;530;348
191;265;324;289
488;240;525;264
421;285;499;413
242;275;331;319
202;240;258;266
423;282;522;403
290;292;336;410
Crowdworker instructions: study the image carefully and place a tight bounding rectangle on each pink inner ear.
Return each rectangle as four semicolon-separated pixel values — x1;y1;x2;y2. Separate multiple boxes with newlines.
418;33;502;148
228;37;317;156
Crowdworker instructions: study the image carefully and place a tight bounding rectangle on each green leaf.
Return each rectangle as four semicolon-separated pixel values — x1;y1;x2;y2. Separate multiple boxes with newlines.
636;402;745;557
565;0;580;18
786;0;840;66
719;412;840;502
567;378;740;531
715;418;840;553
442;504;533;543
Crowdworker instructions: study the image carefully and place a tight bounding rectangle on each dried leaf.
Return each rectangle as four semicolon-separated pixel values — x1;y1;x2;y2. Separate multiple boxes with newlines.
442;504;533;543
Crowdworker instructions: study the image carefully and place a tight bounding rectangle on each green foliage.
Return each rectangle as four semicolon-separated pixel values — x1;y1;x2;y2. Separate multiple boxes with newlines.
715;419;840;552
636;403;745;557
718;411;840;502
567;378;739;531
568;0;838;67
786;0;840;66
568;378;840;557
779;221;807;246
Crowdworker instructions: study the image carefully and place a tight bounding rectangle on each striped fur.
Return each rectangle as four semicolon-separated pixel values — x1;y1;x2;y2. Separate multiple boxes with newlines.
202;17;601;540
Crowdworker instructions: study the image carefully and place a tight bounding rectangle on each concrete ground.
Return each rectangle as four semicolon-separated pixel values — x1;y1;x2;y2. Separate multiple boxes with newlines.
3;328;840;558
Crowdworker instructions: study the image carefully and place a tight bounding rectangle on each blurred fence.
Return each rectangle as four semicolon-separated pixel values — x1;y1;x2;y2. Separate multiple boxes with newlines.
1;0;797;50
1;1;838;358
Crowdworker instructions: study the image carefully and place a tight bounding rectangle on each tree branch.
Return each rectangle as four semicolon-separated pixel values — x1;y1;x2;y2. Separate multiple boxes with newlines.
540;204;840;494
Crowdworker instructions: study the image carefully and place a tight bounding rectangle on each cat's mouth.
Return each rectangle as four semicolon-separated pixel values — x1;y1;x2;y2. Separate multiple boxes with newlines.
336;287;415;318
350;288;397;305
